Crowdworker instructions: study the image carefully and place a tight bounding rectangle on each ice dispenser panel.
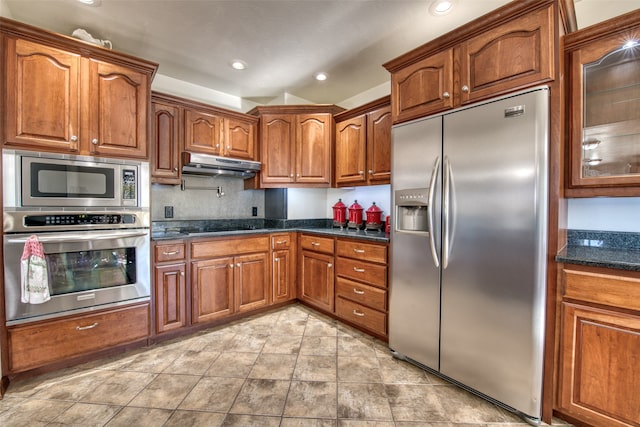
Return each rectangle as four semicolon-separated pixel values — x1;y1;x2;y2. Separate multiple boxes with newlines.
395;188;429;233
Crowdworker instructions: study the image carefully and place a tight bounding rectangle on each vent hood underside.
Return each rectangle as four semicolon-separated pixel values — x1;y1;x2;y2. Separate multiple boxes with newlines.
181;152;261;179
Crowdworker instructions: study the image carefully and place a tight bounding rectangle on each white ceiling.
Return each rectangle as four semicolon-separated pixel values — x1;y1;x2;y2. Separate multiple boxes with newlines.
2;0;639;106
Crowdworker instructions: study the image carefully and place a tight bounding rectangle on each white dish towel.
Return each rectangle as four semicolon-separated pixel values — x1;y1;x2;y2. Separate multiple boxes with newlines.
21;235;51;304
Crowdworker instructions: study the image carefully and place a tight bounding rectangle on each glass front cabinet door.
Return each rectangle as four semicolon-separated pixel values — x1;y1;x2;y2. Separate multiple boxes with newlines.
566;11;640;196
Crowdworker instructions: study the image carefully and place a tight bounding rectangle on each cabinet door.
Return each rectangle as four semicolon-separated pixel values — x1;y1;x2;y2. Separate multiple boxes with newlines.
366;105;392;184
191;257;234;323
568;30;640;192
235;252;269;313
459;5;553;105
260;114;296;185
335;115;367;185
296;113;332;185
391;49;454;123
559;302;640;427
151;101;181;184
86;59;149;158
154;263;187;333
5;38;81;152
224;117;256;160
273;249;294;304
299;250;334;312
184;108;222;155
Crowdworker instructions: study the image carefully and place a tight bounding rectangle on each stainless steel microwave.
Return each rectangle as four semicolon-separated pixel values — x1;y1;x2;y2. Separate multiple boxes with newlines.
3;149;149;209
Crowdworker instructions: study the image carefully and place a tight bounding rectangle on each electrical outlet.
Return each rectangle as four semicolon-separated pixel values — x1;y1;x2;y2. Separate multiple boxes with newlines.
252;206;258;217
164;206;174;218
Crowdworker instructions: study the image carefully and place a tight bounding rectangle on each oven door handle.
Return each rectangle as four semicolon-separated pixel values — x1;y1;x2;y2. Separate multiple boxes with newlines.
6;231;149;244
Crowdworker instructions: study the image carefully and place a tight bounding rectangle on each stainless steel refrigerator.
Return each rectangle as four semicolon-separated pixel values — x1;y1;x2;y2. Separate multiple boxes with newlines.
389;87;549;421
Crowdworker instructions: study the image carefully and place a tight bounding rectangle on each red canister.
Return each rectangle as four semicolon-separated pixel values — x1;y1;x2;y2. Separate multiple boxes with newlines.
365;202;383;231
385;215;391;234
348;200;363;229
332;198;347;228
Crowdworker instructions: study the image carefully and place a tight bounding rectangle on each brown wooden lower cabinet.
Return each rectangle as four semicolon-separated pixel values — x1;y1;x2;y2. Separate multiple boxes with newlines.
154;241;187;334
556;265;640;427
7;303;149;373
299;250;335;312
192;256;235;323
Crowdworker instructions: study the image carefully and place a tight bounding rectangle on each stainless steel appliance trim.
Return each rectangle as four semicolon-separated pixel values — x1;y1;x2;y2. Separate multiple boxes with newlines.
442;156;451;269
6;230;148;243
3;210;150;233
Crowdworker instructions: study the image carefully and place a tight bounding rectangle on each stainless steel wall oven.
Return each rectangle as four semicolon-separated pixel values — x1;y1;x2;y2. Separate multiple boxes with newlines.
3;150;150;325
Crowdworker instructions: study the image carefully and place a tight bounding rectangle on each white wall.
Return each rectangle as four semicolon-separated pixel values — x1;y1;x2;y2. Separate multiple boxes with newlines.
286;185;391;221
568;197;640;232
337;81;390;110
0;0;12;17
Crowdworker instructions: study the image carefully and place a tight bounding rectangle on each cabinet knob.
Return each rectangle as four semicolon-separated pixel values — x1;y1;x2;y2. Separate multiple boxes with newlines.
327;263;333;268
368;169;374;174
181;271;185;276
443;91;450;99
229;264;234;269
226;145;231;150
461;85;469;93
359;170;364;175
91;138;99;145
290;173;294;178
216;143;220;148
274;257;280;262
70;135;78;142
297;173;300;177
236;263;241;268
173;167;178;172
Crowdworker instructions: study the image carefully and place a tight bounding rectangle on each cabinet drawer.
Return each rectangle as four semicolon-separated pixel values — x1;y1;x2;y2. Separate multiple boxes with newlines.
336;297;386;336
336;277;386;311
191;235;270;259
300;234;334;254
271;233;292;249
336;239;387;264
336;257;387;288
8;303;149;373
154;241;186;262
563;266;640;312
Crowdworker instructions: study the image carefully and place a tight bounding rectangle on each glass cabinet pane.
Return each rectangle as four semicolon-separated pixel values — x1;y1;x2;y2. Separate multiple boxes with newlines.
581;42;640;179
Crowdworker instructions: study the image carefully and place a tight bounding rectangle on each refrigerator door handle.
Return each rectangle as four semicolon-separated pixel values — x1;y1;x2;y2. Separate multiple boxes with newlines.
427;156;441;267
443;157;451;269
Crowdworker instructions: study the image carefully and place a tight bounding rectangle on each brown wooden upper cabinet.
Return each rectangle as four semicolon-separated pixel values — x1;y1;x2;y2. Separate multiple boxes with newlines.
2;19;157;159
384;2;555;123
565;9;640;197
249;105;345;188
151;92;258;184
334;97;391;186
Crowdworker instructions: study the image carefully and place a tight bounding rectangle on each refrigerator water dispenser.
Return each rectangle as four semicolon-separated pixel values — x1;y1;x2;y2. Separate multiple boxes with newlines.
395;188;429;233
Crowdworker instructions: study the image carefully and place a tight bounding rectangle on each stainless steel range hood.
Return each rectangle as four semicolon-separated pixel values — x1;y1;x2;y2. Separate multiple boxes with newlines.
181;152;261;179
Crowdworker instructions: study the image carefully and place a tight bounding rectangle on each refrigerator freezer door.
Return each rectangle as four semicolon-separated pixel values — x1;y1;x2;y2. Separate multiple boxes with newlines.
439;88;549;418
389;115;442;370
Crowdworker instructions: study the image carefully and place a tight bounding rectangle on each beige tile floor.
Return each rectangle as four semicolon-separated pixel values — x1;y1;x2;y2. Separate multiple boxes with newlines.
0;304;573;426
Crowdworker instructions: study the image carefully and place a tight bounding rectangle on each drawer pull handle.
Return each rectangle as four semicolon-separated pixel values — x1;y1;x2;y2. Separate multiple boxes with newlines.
353;267;365;273
353;288;365;295
76;322;99;331
353;310;365;317
276;240;287;245
311;242;320;246
163;250;180;255
353;248;365;253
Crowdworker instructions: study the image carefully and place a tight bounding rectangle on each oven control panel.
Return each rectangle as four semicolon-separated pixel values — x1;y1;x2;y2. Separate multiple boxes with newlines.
24;213;137;227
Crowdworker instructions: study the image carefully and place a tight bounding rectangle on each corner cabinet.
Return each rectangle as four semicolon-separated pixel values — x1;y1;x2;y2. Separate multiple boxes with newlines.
556;265;640;427
248;105;345;187
334;97;391;186
384;1;555;123
564;9;640;196
2;19;157;159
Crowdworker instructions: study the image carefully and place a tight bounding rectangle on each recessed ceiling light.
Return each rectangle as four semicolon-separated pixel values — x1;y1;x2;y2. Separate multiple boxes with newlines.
315;72;328;81
429;0;456;16
230;60;247;70
77;0;101;6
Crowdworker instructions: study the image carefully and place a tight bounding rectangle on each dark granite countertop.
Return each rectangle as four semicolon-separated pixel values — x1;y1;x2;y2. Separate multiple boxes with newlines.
152;218;390;243
556;230;640;272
